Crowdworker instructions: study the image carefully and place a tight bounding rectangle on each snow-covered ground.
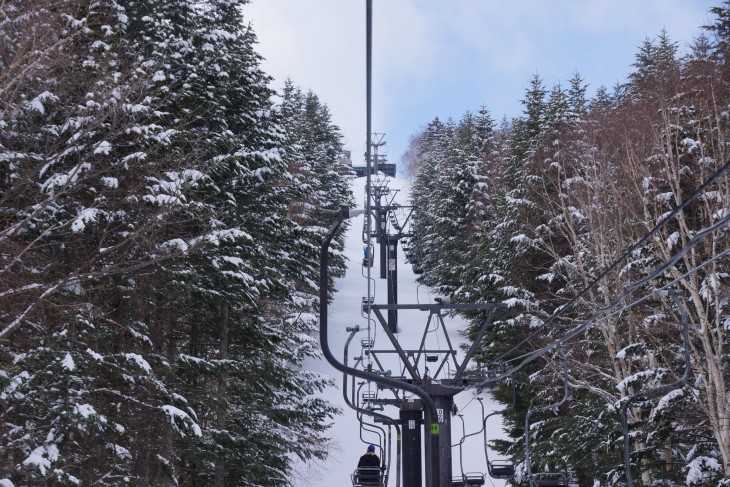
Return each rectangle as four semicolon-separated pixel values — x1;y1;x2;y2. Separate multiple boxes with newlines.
292;175;508;487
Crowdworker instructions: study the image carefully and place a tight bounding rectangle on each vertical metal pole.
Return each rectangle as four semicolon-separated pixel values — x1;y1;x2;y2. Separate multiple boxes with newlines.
400;409;423;487
363;3;438;486
365;0;373;308
387;237;398;332
423;418;432;487
433;395;454;487
377;194;387;279
422;407;439;487
379;225;387;278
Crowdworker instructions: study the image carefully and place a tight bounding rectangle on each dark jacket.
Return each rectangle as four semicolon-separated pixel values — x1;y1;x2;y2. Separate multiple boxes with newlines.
357;452;380;468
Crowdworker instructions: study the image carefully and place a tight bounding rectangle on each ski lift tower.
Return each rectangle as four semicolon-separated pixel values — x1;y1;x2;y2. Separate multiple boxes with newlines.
362;301;505;487
366;175;415;333
319;205;506;487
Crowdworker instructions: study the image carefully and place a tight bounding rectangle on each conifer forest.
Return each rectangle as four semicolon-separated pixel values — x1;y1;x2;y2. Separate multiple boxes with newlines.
3;1;730;486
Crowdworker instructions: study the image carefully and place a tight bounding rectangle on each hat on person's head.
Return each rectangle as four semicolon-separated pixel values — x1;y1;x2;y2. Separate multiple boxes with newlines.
367;444;376;453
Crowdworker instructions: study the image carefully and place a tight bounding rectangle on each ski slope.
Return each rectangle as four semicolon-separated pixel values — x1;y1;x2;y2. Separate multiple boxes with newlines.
293;175;508;487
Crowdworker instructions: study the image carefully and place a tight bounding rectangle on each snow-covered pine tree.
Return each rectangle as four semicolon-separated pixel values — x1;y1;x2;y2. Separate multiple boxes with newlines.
452;106;504;305
589;85;614;112
0;1;210;483
404;9;730;485
567;72;588;122
409;117;452;286
627;29;680;102
420;111;487;296
705;0;730;68
0;0;346;485
299;90;353;279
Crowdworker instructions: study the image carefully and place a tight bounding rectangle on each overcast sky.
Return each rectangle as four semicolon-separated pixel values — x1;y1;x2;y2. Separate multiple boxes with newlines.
245;1;716;173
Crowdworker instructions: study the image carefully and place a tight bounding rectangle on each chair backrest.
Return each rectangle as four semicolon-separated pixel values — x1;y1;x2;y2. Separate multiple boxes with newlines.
532;472;567;487
452;473;485;486
488;459;514;479
352;467;382;487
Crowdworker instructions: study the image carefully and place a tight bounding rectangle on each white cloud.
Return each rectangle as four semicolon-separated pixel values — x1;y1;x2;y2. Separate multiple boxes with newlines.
246;0;366;155
245;0;715;166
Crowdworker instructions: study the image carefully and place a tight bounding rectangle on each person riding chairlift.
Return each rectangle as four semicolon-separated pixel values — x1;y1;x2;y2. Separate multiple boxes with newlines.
357;444;380;468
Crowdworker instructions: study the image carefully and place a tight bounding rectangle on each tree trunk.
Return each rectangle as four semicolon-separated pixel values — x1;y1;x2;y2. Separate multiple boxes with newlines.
214;304;230;486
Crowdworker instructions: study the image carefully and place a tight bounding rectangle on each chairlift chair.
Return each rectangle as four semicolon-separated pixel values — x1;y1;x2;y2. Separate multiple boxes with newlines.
363;243;374;267
351;466;383;487
361;295;374;313
451;472;485;486
525;346;569;487
483;416;515;479
487;459;515;479
481;374;516;480
621;289;691;487
451;397;514;486
532;472;567;487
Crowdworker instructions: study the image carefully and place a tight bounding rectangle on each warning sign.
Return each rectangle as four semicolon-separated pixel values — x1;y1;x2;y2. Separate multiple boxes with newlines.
389;259;396;270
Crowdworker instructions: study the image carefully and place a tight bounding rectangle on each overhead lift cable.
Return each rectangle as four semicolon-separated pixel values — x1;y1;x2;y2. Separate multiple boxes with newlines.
473;160;730;387
491;158;730;366
498;208;730;377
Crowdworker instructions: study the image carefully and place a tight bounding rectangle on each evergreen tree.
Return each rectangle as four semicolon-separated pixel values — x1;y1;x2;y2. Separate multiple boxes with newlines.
507;73;546;189
0;1;347;485
688;33;714;61
590;85;614;112
705;1;730;65
426;111;491;295
409;117;452;285
567;72;588;121
627;29;679;99
544;83;570;129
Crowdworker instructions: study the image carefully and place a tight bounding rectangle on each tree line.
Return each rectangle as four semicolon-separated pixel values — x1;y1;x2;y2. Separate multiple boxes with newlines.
0;0;352;485
408;4;730;486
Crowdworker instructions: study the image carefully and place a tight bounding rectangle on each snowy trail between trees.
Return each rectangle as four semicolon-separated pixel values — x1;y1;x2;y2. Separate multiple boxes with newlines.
292;176;507;487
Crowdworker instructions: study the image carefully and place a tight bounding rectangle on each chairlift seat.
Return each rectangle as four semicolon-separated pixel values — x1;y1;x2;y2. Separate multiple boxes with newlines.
488;459;515;479
532;473;567;487
352;466;383;487
361;392;377;402
482;368;500;379
451;472;485;486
